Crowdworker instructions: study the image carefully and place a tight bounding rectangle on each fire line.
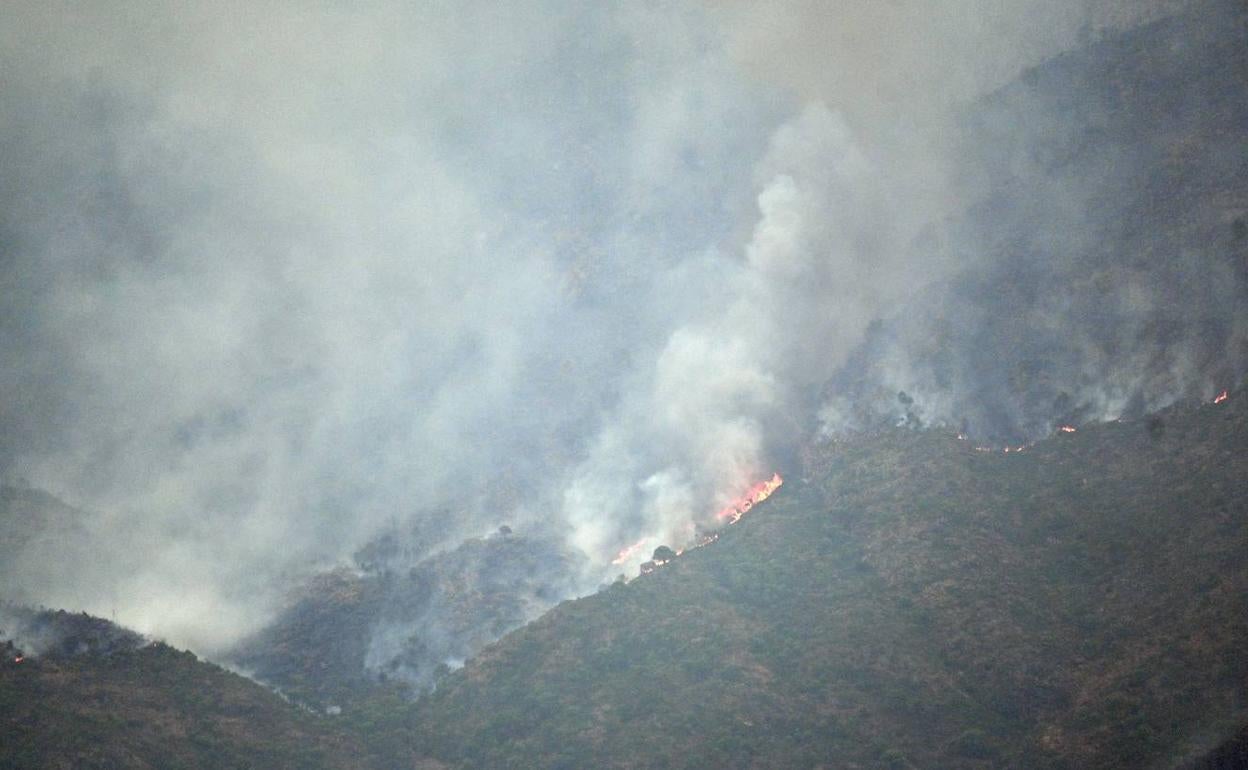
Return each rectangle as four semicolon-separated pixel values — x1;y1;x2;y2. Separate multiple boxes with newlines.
715;472;784;525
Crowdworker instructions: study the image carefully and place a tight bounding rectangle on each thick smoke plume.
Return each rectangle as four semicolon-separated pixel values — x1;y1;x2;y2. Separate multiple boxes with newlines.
1;0;1240;667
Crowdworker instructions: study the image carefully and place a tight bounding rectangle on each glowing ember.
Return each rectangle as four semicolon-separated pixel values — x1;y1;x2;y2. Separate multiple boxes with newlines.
611;538;651;566
715;472;783;524
1214;389;1229;405
1059;425;1077;433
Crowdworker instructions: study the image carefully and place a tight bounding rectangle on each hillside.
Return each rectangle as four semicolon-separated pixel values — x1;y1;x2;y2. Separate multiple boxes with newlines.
367;391;1248;768
6;394;1244;769
230;528;580;708
823;0;1248;443
0;608;391;769
2;2;1245;767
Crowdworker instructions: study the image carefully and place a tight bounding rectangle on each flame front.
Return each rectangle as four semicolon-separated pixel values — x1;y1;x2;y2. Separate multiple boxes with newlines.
607;472;783;572
1214;389;1229;405
611;537;651;566
715;472;784;524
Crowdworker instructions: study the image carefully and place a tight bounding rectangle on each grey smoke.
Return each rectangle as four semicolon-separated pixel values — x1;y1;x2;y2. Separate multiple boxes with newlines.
1;0;1236;661
0;604;146;659
817;0;1248;443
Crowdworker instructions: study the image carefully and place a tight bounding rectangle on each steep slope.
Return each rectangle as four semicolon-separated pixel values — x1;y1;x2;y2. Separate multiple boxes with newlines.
0;609;392;769
382;391;1248;768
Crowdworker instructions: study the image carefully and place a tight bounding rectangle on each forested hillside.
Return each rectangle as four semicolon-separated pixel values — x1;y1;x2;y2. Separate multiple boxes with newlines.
381;392;1248;768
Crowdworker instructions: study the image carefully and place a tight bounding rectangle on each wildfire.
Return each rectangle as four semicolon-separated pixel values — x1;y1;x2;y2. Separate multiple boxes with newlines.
975;444;1029;453
611;537;651;566
715;472;784;524
1214;389;1229;405
13;656;23;664
609;472;783;575
1059;425;1077;433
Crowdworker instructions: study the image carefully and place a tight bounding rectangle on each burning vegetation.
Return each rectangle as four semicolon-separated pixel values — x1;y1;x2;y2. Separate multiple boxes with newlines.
611;538;652;566
617;473;785;577
715;473;784;525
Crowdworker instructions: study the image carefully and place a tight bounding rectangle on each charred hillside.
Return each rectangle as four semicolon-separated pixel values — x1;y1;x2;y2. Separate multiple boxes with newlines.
369;391;1248;769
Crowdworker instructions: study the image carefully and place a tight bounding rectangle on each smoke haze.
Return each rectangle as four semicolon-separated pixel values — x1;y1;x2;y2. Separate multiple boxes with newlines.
1;0;1241;658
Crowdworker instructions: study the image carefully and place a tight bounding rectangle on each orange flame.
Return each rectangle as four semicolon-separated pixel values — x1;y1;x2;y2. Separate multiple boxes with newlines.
611;537;651;566
1214;389;1229;405
611;473;783;573
715;472;783;524
1059;425;1077;433
13;656;23;664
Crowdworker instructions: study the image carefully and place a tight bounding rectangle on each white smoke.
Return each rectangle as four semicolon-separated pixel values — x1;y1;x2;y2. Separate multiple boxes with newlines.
561;102;936;570
0;0;1218;654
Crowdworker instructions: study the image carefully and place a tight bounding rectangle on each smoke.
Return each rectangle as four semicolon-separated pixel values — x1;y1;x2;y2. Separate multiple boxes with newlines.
0;604;146;659
813;0;1248;442
560;101;921;561
0;0;779;650
1;0;1239;661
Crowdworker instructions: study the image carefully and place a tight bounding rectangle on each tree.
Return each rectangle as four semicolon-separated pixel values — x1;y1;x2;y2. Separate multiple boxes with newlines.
652;546;677;563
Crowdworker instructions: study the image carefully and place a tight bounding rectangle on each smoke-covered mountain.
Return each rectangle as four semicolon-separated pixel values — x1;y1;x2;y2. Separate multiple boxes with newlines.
0;605;145;660
819;0;1248;444
220;0;1248;700
2;5;1247;768
2;0;1239;656
7;388;1245;768
230;526;581;705
381;389;1248;768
